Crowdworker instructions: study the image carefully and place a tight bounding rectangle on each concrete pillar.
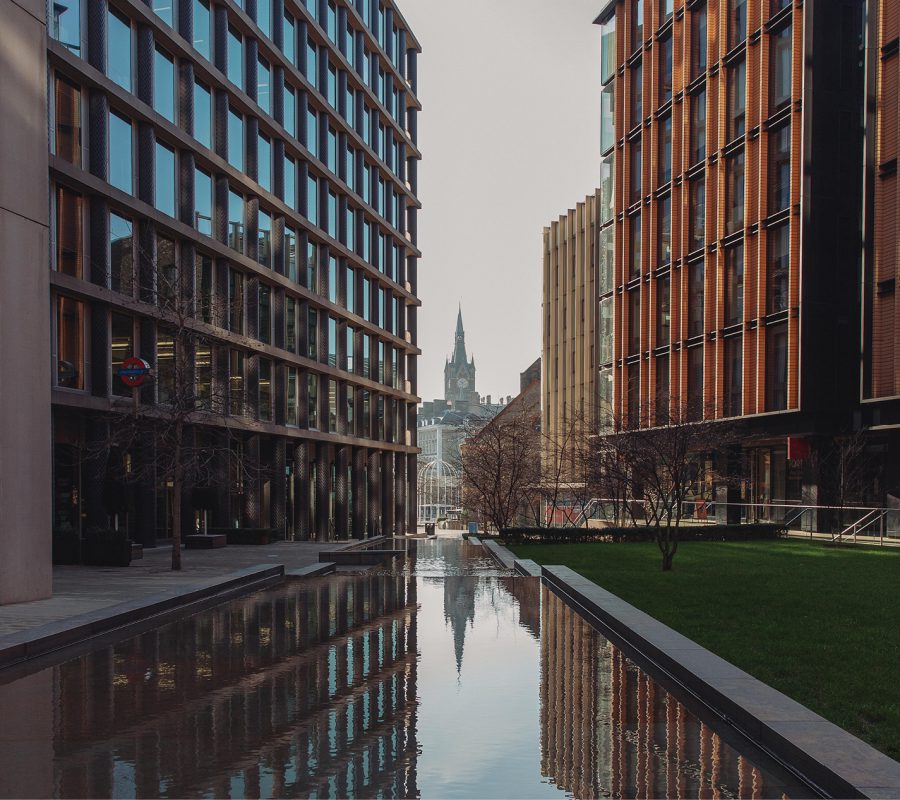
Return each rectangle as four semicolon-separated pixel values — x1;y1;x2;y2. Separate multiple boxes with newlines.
272;437;286;539
335;446;350;539
381;452;394;536
293;440;310;540
315;442;330;540
243;435;261;528
394;453;405;535
367;450;381;536
352;447;366;538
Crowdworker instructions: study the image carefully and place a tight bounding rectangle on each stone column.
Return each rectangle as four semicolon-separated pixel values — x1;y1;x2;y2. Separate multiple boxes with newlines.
293;440;310;540
352;447;366;538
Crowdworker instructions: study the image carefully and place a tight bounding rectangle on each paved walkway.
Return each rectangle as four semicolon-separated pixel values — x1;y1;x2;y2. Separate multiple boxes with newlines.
0;541;341;638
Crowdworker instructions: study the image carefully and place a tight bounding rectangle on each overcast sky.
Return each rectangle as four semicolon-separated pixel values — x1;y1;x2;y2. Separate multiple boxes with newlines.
399;0;603;404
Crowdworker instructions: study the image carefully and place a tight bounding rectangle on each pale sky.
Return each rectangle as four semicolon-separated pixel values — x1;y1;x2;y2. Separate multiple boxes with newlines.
399;0;603;405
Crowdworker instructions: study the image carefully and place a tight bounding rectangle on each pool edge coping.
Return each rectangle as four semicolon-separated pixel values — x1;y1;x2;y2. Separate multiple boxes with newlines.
541;564;900;800
0;564;286;672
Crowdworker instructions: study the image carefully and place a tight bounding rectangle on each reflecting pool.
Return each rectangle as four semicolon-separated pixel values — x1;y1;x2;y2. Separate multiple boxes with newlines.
0;539;813;798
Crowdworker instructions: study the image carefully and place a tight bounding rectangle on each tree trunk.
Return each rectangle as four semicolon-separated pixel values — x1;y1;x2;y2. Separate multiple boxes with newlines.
171;421;183;571
661;550;674;571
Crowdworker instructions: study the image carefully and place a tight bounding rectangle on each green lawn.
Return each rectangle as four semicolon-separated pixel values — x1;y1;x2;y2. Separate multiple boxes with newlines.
510;539;900;761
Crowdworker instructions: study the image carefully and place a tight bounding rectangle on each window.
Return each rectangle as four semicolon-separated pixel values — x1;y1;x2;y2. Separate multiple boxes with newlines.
346;325;355;371
729;0;747;50
107;9;132;91
193;81;211;148
156;328;175;404
227;110;244;172
154;142;176;217
307;306;318;359
284;84;296;137
56;296;84;389
627;367;640;428
283;13;296;63
259;358;272;421
631;61;643;129
346;382;354;431
725;244;744;325
690;177;705;252
768;223;790;313
307;107;318;157
727;150;745;234
630;0;643;53
628;289;641;355
196;252;213;323
307;373;318;428
306;240;318;291
306;37;317;83
229;350;245;415
285;297;297;352
154;47;175;122
55;186;83;278
659;35;672;104
599;297;614;363
195;339;212;409
257;0;271;37
157;237;176;306
655;354;670;423
111;313;133;397
327;317;337;366
258;132;271;192
50;0;80;53
228;189;244;252
658;195;671;266
285;226;298;281
326;126;337;171
193;0;210;60
151;0;171;25
307;175;318;225
287;367;298;426
687;346;703;420
728;60;746;141
229;268;244;333
656;275;670;346
771;25;792;109
766;323;788;410
110;212;133;294
328;255;337;302
661;0;673;24
284;156;297;210
629;212;641;278
630;139;642;203
258;210;272;267
725;336;742;416
769;125;791;213
327;191;337;239
346;265;356;312
54;77;81;166
227;27;243;90
194;167;212;236
691;88;706;165
688;260;705;337
659;114;672;183
257;58;271;114
327;63;337;108
345;206;355;251
108;113;133;194
692;4;707;79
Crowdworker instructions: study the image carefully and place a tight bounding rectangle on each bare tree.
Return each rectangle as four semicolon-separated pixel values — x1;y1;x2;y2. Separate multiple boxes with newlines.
459;402;542;533
91;248;254;570
597;400;731;571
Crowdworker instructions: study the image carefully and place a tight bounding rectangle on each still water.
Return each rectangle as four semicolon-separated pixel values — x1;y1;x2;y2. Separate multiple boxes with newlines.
0;539;812;798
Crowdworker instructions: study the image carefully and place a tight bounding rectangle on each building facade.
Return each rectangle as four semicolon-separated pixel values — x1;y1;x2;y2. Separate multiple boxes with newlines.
589;0;882;523
42;0;421;552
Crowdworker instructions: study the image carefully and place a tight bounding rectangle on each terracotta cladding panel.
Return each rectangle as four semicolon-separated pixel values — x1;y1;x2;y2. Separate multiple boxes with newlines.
879;56;898;164
883;0;899;43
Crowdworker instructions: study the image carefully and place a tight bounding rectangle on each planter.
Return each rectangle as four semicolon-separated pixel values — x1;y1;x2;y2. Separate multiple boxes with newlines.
82;530;133;566
210;528;278;545
52;529;81;565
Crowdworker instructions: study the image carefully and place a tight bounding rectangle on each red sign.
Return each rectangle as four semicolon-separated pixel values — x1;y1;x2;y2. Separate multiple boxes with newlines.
118;357;152;387
787;436;810;461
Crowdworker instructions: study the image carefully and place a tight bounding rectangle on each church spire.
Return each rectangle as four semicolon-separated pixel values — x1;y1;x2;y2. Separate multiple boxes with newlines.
451;304;467;365
455;304;464;337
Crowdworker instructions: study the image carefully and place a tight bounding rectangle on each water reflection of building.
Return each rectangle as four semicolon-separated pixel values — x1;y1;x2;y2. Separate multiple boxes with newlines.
0;575;419;798
540;587;783;799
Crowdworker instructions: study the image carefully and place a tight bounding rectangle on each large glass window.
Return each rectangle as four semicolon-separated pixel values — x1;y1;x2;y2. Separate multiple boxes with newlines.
195;339;212;410
108;112;133;194
284;156;297;210
307;175;318;225
257;0;271;37
229;350;245;415
691;88;706;165
727;150;745;234
306;240;318;291
258;209;271;266
327;255;338;303
729;0;747;50
151;0;171;25
56;296;84;390
692;4;707;79
327;191;337;239
258;132;271;192
154;47;175;122
307;107;318;157
629;212;641;279
258;284;271;344
725;244;744;325
659;114;672;183
283;13;296;64
725;336;743;416
656;275;670;346
308;307;318;359
768;223;790;313
655;354;670;424
227;26;243;90
257;58;271;114
193;81;212;148
111;313;133;397
658;195;671;266
771;25;792;109
769;125;791;213
659;35;672;104
110;212;133;294
307;374;318;429
227;110;243;172
284;84;296;137
157;237;177;306
54;77;81;166
599;297;614;364
156;328;175;403
766;323;789;411
687;345;704;420
107;9;132;91
286;367;298;426
630;139;642;203
600;83;615;154
228;189;244;252
228;268;244;333
728;59;746;141
631;61;643;129
194;167;212;235
193;0;210;60
154;142;176;217
600;16;617;81
50;0;81;54
630;0;643;53
285;298;297;353
599;224;614;294
600;156;615;223
55;187;82;278
690;177;705;252
196;252;213;323
285;226;298;282
688;260;705;337
327;317;337;366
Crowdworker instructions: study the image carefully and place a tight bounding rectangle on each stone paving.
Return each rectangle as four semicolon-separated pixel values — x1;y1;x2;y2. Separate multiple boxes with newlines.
0;541;340;638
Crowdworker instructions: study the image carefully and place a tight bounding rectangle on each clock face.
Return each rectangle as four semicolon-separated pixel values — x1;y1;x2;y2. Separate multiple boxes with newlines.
457;377;469;390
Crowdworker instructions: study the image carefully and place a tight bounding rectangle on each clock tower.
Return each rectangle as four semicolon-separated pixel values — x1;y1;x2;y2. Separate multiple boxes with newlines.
444;306;478;411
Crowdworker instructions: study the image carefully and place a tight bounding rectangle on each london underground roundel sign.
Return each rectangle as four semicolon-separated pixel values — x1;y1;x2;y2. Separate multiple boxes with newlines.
118;357;152;387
